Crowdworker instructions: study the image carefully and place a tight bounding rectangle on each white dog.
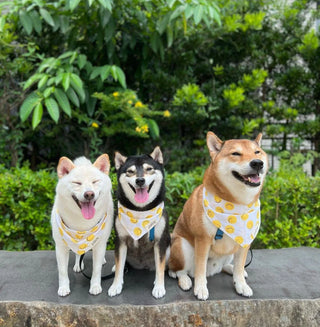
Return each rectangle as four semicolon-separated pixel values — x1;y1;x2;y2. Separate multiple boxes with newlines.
51;154;113;296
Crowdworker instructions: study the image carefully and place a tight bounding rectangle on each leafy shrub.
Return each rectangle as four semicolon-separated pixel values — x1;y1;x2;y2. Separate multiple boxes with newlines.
257;153;320;249
0;164;56;250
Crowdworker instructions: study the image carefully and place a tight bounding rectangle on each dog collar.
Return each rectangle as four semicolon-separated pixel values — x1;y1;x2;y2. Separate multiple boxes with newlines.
55;211;108;255
117;202;164;241
203;187;260;248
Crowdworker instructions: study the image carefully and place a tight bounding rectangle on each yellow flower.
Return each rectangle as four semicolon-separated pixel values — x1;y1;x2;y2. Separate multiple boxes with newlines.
91;122;99;128
128;100;133;105
134;101;143;108
141;124;149;133
163;110;171;117
135;124;149;134
113;92;119;97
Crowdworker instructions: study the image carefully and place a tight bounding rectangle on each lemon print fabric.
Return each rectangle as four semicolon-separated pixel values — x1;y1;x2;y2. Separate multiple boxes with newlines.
55;211;108;255
118;202;164;240
202;187;260;248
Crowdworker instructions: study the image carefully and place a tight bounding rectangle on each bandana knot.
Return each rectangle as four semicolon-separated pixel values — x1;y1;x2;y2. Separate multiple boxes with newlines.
118;202;164;240
55;211;108;255
203;187;260;248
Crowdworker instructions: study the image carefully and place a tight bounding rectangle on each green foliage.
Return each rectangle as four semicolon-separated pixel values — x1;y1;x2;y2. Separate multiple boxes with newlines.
93;90;167;139
0;164;56;250
257;153;320;249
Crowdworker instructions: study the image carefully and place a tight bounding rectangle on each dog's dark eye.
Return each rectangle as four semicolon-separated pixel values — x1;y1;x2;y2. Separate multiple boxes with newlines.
145;167;153;172
232;152;241;156
72;182;82;185
127;169;135;175
92;180;100;184
255;150;261;155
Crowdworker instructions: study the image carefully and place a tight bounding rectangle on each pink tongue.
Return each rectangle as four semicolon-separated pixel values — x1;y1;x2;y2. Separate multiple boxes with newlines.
249;175;260;183
80;202;95;220
135;188;149;203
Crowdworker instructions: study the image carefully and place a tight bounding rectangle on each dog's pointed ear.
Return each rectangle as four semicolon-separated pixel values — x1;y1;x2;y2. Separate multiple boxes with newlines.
57;157;75;178
255;133;263;147
207;132;223;157
94;154;110;175
114;152;127;170
150;146;163;164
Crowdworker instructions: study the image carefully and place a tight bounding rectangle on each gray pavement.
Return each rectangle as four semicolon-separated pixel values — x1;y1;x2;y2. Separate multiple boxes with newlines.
0;247;319;306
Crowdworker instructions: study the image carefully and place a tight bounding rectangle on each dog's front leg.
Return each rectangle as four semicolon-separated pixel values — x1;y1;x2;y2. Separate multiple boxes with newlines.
194;237;211;300
56;243;70;296
233;246;252;297
89;241;106;295
152;243;166;299
108;243;127;297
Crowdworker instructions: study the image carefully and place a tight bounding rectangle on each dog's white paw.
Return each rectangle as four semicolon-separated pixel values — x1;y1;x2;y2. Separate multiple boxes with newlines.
234;281;253;297
108;282;123;297
168;270;177;279
89;284;102;295
58;286;70;297
178;274;192;291
194;285;209;301
152;284;166;299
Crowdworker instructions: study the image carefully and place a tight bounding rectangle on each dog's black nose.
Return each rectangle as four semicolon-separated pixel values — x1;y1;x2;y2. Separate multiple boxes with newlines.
84;191;95;201
250;159;264;171
136;177;145;187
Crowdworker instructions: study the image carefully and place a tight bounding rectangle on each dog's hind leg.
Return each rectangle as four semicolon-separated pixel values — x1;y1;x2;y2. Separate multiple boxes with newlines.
152;244;166;298
108;243;127;297
169;236;193;291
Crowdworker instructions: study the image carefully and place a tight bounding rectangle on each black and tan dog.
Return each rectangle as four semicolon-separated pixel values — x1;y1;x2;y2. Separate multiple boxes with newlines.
108;147;170;298
169;132;268;300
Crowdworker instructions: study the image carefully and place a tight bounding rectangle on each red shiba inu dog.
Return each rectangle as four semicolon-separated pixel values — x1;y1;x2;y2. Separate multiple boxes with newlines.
169;132;268;300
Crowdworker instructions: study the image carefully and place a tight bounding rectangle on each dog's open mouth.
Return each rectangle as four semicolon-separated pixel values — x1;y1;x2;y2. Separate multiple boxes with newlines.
129;181;154;204
72;195;96;220
232;171;261;187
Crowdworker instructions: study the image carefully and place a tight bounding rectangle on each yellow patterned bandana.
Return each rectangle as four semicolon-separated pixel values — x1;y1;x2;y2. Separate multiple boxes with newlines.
55;211;108;255
118;202;164;240
203;187;260;248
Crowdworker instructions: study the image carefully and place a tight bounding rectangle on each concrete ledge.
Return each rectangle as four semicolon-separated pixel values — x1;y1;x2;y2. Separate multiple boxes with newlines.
0;248;320;326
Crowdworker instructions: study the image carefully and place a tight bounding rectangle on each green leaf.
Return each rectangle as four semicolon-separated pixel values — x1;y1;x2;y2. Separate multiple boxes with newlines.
43;86;55;98
54;88;71;117
66;87;80;107
62;73;71;91
98;0;112;11
69;0;81;11
100;65;111;81
39;8;55;27
29;10;42;34
23;74;44;90
45;97;60;123
70;74;85;103
147;119;160;139
90;67;103;80
77;54;87;69
19;11;33;35
58;51;75;60
193;5;204;25
20;92;41;122
37;75;49;89
32;103;43;129
115;66;126;88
